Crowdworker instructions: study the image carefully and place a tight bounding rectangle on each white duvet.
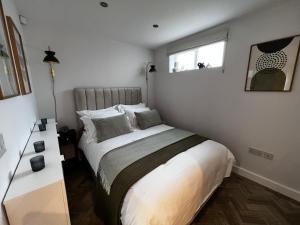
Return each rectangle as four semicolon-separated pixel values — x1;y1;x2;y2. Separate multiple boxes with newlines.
79;125;235;225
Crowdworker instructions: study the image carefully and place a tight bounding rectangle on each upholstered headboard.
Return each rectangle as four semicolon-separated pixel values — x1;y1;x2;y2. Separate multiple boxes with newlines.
74;87;142;112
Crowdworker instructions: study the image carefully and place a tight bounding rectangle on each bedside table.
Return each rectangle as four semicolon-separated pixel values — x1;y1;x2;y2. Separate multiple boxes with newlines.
58;129;77;161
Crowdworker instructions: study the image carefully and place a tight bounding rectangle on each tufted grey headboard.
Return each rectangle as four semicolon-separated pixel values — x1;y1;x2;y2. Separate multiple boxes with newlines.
74;87;142;112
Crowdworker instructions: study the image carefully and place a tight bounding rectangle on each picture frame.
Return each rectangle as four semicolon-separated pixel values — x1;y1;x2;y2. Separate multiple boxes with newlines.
245;35;300;92
6;16;31;95
0;0;20;99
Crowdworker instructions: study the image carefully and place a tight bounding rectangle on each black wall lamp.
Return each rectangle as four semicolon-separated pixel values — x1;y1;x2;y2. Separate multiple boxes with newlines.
145;63;157;106
43;46;60;121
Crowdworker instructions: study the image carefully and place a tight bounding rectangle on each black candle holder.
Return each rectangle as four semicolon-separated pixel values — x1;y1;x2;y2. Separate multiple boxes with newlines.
30;155;45;172
38;124;46;132
34;141;45;153
41;118;48;125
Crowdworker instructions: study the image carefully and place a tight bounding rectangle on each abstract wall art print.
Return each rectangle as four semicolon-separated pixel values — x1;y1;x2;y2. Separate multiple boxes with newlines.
245;35;300;92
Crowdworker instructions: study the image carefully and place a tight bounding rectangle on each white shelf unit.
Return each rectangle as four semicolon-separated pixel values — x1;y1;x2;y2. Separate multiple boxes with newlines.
3;119;71;225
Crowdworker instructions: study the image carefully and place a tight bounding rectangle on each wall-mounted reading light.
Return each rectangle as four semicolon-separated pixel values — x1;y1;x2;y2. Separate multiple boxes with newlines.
145;63;157;106
100;2;109;7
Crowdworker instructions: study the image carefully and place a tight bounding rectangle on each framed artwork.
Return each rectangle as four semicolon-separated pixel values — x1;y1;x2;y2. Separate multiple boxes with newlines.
0;1;20;99
245;35;300;92
6;16;31;95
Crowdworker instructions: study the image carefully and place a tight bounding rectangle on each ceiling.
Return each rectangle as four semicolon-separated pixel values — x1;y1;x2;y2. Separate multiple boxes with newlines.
14;0;282;49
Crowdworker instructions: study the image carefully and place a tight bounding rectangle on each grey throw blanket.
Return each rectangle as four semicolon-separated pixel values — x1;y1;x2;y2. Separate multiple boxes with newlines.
98;128;193;194
95;129;208;225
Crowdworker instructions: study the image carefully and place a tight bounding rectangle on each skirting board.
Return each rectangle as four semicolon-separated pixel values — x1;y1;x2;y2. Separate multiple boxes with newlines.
233;166;300;202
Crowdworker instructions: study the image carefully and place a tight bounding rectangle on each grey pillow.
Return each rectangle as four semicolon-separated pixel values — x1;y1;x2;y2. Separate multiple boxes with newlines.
135;109;162;130
92;114;132;142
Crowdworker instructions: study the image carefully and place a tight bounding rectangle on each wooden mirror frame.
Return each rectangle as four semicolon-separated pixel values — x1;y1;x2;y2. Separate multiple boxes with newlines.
0;0;20;99
6;16;31;95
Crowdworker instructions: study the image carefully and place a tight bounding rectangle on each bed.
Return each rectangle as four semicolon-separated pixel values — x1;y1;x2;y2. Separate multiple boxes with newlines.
74;87;235;225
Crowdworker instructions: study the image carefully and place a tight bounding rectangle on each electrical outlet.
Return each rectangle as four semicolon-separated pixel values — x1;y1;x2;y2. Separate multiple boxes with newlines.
0;134;7;158
249;147;274;161
249;147;263;157
263;152;274;160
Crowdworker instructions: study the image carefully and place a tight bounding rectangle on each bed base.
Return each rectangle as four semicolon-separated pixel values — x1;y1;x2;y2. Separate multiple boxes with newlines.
77;148;223;225
78;148;97;181
78;149;106;219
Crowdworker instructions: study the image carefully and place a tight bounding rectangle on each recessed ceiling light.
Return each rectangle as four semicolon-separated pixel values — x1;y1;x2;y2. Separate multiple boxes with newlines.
153;24;159;28
100;2;108;7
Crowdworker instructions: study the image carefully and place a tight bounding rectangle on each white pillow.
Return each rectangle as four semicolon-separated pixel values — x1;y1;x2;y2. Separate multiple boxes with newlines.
117;103;146;113
77;107;118;117
124;107;150;129
80;116;97;143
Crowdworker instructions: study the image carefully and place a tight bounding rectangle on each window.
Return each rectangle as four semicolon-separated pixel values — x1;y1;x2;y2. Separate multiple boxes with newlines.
169;40;226;73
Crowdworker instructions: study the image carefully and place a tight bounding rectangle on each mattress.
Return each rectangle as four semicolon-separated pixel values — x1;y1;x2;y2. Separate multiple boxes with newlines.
79;124;235;225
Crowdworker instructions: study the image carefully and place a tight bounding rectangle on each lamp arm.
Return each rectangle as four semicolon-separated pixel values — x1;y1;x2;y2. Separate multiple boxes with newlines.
49;63;57;121
49;63;55;77
145;62;152;106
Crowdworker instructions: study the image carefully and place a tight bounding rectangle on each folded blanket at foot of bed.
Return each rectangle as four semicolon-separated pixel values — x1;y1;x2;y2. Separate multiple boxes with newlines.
96;128;208;225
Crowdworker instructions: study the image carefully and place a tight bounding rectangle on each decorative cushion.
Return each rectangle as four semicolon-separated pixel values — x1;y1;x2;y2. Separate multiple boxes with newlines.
135;109;162;130
92;114;133;142
124;107;150;128
79;110;122;143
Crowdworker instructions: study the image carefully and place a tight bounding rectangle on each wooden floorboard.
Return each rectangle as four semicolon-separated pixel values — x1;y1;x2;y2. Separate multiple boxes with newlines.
64;161;300;225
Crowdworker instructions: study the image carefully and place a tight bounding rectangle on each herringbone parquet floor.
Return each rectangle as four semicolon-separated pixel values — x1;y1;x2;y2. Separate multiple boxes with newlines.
64;161;300;225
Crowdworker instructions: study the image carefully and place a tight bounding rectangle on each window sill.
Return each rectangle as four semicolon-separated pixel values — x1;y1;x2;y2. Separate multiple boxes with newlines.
169;66;224;74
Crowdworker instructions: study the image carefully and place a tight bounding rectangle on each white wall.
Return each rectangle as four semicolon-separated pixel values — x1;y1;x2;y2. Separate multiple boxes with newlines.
154;0;300;196
22;24;153;129
0;0;38;224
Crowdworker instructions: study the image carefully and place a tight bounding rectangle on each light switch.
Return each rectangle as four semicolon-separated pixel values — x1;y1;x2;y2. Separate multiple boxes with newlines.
0;134;7;158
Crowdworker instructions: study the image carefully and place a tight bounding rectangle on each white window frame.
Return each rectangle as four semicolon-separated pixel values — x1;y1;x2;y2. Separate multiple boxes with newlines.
169;40;227;74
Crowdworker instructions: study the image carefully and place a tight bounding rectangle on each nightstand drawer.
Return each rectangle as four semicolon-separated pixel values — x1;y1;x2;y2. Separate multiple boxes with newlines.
61;144;76;160
58;129;76;145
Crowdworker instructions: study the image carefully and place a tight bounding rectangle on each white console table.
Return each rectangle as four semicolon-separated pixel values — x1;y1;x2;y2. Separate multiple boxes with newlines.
3;119;71;225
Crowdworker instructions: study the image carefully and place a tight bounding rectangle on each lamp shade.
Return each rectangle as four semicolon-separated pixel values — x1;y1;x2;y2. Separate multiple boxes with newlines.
43;48;59;64
149;65;157;73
